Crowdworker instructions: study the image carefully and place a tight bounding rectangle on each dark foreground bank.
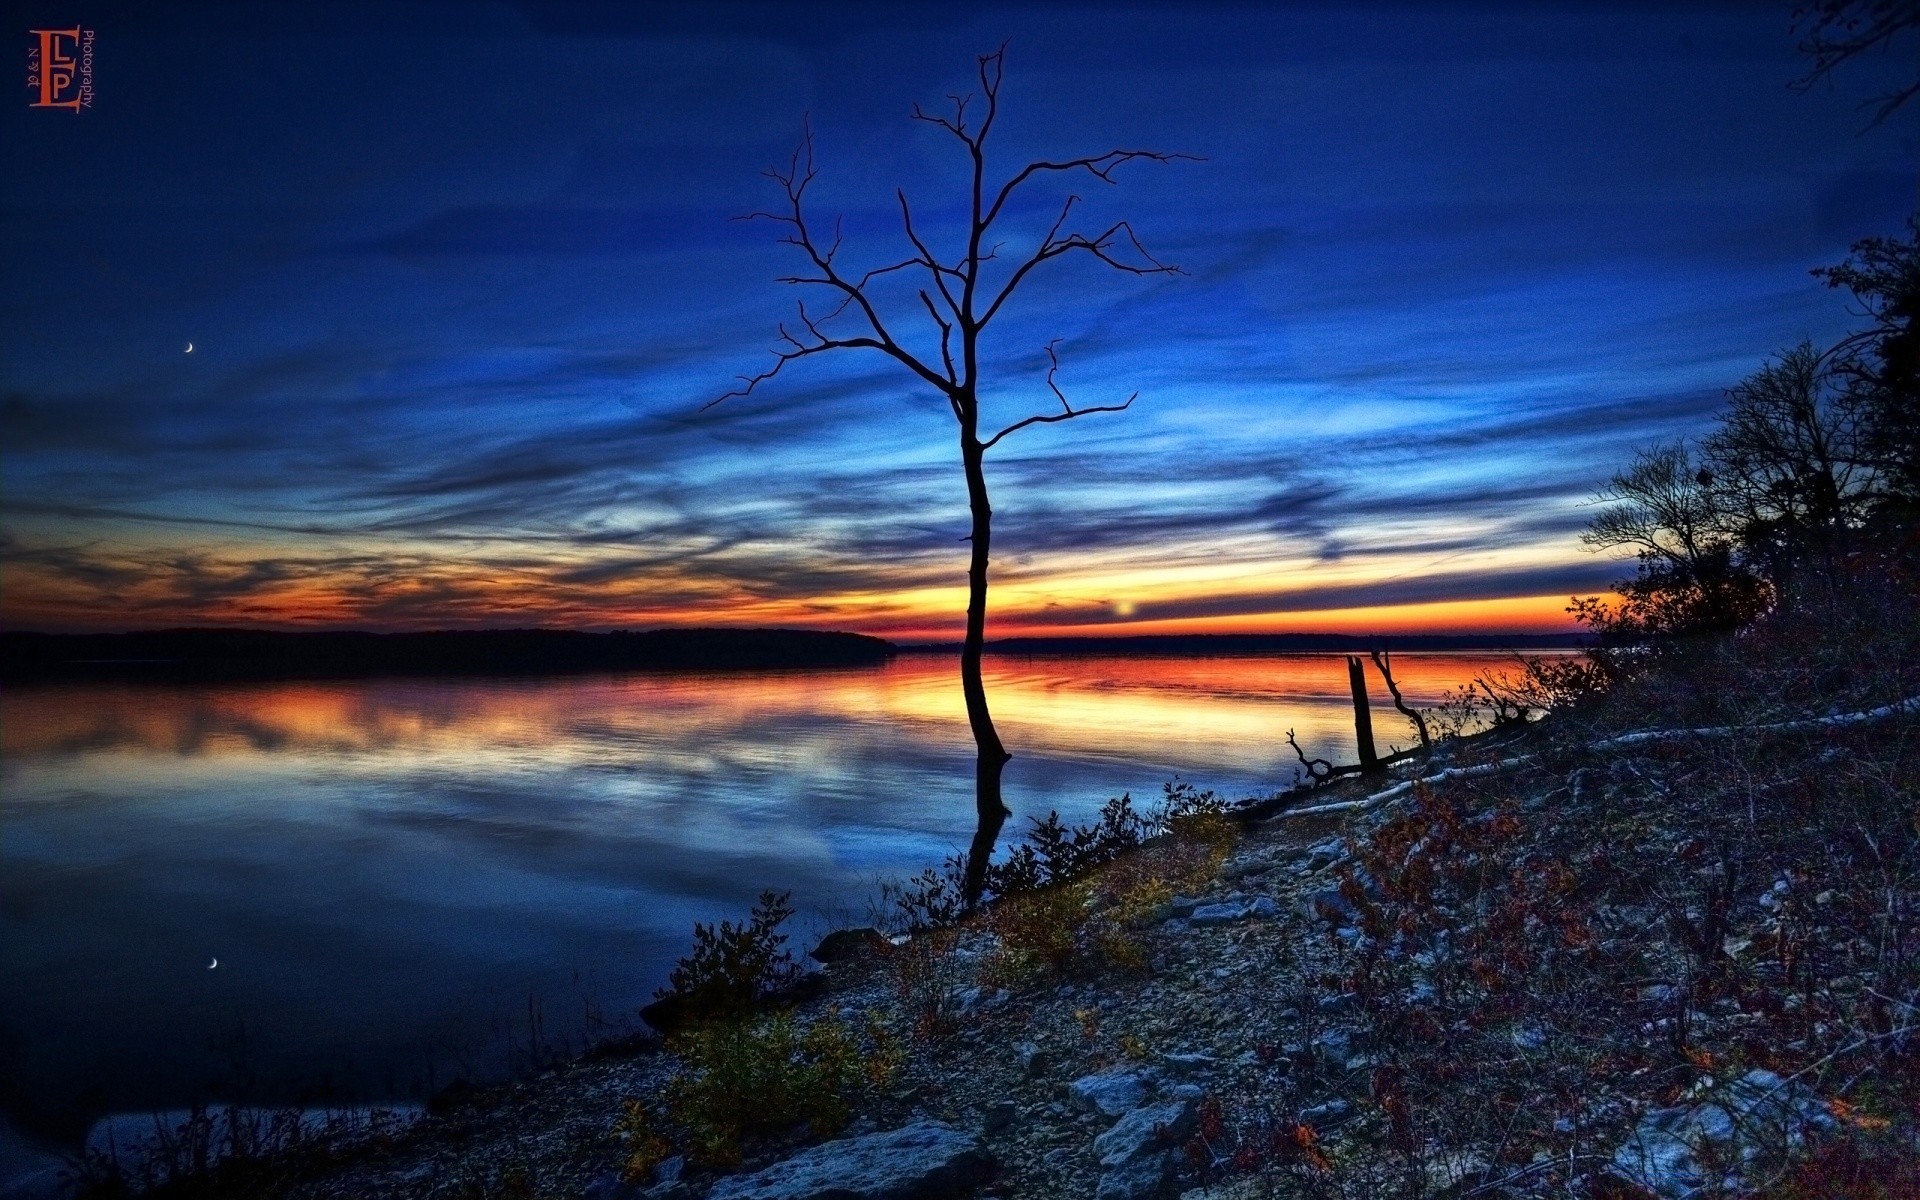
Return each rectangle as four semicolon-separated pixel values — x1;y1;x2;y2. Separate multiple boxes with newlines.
0;628;897;682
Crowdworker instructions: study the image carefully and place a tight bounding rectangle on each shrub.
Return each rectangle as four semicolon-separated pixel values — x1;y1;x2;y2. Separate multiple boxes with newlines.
663;1008;890;1166
614;1098;672;1183
888;926;968;1039
987;882;1092;978
653;891;801;1024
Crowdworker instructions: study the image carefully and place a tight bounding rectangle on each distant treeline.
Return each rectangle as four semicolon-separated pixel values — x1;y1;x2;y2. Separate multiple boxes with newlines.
0;628;899;681
909;633;1585;656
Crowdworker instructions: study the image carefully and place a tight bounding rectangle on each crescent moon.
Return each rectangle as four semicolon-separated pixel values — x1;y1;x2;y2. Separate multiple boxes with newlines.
208;957;218;969
184;342;194;353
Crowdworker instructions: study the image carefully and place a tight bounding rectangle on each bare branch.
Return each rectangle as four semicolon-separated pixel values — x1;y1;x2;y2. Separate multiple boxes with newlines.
714;119;957;406
979;218;1181;331
1369;646;1433;750
1285;729;1338;785
980;340;1136;451
896;189;962;316
918;290;957;385
983;148;1202;230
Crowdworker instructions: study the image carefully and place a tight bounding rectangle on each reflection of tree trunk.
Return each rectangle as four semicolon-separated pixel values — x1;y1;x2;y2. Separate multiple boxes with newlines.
960;432;1011;908
1347;655;1380;773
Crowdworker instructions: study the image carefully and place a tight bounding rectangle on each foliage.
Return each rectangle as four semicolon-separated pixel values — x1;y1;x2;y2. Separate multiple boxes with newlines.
654;890;802;1024
1815;219;1920;508
660;1008;894;1167
986;881;1093;978
614;1098;672;1184
887;926;969;1039
986;794;1154;896
1580;226;1920;663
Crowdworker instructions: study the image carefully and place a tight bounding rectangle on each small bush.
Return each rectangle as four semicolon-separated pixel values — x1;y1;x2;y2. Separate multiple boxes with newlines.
664;1008;890;1166
888;927;968;1039
614;1098;672;1184
654;890;801;1024
987;882;1092;978
878;857;969;933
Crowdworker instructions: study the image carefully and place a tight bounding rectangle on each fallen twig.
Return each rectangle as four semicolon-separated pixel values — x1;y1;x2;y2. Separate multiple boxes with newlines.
1590;695;1920;750
1265;755;1536;820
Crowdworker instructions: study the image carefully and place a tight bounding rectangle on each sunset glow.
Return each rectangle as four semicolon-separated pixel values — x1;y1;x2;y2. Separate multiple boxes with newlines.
3;7;1907;637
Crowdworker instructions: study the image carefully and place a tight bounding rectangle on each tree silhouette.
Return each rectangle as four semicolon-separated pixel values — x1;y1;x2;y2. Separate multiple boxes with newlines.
1791;0;1920;127
717;47;1193;905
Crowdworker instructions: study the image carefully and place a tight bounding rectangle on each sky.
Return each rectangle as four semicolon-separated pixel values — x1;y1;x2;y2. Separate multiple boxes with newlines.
2;1;1913;639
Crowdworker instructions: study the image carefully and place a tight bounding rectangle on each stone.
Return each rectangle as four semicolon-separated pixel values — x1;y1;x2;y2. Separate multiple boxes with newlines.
1069;1070;1157;1117
1179;1180;1272;1200
1305;837;1348;870
1311;1029;1355;1062
1016;1041;1050;1079
581;1173;642;1200
704;1122;994;1200
808;927;890;964
1221;853;1276;880
1188;897;1279;927
1093;1099;1199;1168
1298;1099;1352;1126
1611;1069;1838;1199
1160;1051;1217;1077
1304;888;1360;925
951;986;1008;1017
982;1101;1018;1135
1095;1151;1174;1200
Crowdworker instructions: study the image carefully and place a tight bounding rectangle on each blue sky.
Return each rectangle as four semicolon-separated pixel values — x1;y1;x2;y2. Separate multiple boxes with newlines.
2;1;1912;635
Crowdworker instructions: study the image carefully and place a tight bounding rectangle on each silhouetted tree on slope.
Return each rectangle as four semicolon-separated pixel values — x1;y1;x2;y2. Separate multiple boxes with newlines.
716;48;1193;905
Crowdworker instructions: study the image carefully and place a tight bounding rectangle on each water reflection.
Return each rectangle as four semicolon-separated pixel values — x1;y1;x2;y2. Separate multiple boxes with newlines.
0;651;1517;1141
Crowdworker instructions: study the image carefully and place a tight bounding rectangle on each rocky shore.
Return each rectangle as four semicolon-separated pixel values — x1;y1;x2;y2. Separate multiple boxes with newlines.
77;686;1920;1200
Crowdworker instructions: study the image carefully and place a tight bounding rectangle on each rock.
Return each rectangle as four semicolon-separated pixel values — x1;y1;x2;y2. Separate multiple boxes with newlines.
1221;853;1276;880
951;986;1007;1017
1304;888;1360;925
704;1121;995;1200
1180;1180;1271;1200
1095;1151;1174;1200
809;927;890;964
1016;1041;1050;1079
1070;1070;1158;1117
581;1172;642;1200
1610;1069;1838;1199
1310;1029;1355;1062
1093;1099;1198;1168
982;1101;1017;1135
1305;838;1348;870
1298;1099;1352;1126
1188;897;1279;927
1160;1052;1217;1077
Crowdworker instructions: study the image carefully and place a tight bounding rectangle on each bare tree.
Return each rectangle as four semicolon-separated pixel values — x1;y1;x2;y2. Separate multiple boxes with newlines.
716;47;1194;906
1369;646;1432;750
1701;341;1873;577
1791;0;1920;126
1581;442;1771;635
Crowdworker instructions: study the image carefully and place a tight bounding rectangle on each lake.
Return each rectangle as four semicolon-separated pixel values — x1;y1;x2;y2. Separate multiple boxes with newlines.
0;650;1519;1147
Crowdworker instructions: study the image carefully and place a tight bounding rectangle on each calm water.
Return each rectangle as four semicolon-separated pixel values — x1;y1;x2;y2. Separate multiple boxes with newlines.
0;651;1514;1143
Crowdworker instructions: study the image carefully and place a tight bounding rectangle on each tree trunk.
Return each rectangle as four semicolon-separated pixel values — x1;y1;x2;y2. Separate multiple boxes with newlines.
959;432;1012;908
1347;655;1380;773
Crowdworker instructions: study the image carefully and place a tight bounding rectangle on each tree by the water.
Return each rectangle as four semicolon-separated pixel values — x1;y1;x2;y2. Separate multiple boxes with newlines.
717;47;1193;906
